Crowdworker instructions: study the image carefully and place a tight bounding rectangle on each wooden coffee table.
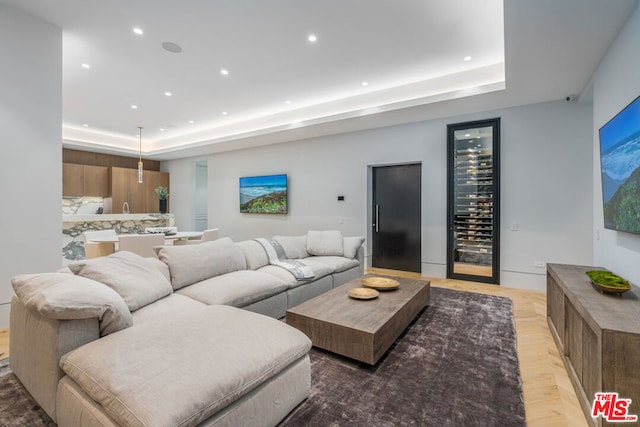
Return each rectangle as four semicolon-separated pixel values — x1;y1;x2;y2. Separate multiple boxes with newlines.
286;275;430;365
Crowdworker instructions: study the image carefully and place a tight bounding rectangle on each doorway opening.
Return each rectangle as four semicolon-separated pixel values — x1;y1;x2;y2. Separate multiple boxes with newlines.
192;160;208;232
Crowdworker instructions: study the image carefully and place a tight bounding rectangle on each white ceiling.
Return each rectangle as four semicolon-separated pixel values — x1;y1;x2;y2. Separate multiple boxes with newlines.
2;0;637;160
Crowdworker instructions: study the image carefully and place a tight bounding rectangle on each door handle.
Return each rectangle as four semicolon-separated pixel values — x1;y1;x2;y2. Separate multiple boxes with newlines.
375;204;379;233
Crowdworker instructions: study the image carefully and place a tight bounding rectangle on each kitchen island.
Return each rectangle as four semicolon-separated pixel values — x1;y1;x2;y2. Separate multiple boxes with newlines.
62;213;175;263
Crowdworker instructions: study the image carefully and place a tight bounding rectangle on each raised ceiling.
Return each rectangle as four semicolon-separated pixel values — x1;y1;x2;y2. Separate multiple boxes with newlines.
1;0;637;160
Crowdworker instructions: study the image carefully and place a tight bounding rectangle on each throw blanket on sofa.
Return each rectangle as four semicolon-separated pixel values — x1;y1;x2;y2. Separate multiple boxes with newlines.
255;238;315;280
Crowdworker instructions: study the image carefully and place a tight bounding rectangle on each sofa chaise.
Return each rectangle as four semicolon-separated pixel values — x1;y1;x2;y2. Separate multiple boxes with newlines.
10;231;365;426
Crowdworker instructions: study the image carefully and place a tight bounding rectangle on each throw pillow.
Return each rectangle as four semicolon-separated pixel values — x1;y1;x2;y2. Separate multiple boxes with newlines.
306;230;344;256
236;240;269;270
12;272;133;336
155;237;247;290
273;235;309;259
69;251;173;311
343;236;365;259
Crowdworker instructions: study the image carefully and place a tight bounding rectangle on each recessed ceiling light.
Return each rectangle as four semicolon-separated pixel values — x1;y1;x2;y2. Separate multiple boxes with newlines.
220;69;229;76
362;81;369;86
188;120;195;124
83;124;89;127
164;91;172;97
464;56;472;61
285;100;291;104
222;111;228;115
162;42;182;53
465;133;471;137
159;128;165;132
131;105;138;109
81;63;91;69
133;28;144;35
308;34;317;42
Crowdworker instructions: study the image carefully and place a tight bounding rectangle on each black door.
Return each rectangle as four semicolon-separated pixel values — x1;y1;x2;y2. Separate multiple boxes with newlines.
372;164;421;272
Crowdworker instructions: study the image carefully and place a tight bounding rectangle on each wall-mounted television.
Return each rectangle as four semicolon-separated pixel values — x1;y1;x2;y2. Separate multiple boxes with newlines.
599;94;640;234
239;174;288;214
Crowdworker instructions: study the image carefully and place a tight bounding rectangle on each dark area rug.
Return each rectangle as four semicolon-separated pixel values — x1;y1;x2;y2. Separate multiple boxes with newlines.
0;358;56;426
279;287;526;427
0;287;525;427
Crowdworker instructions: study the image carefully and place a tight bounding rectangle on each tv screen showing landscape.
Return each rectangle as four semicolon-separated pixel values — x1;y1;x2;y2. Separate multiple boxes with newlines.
599;94;640;234
239;174;287;214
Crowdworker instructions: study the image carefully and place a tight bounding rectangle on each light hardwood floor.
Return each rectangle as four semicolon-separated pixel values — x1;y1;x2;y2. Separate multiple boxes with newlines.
0;328;8;360
0;270;589;426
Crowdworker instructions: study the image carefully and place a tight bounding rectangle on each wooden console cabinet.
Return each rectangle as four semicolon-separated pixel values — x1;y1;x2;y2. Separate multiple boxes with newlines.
547;264;640;427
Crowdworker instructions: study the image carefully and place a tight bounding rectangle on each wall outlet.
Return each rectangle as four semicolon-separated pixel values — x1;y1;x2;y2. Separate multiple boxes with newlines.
534;260;545;268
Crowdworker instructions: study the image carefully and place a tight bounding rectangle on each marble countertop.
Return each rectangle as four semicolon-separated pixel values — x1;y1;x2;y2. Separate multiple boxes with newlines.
63;213;174;222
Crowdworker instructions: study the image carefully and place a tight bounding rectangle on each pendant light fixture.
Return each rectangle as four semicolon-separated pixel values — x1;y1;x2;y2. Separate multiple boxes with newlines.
137;126;144;183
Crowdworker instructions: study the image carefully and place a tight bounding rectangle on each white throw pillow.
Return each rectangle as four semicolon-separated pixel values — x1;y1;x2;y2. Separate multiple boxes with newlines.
343;236;365;259
273;235;309;259
69;251;173;311
306;230;344;256
155;237;247;290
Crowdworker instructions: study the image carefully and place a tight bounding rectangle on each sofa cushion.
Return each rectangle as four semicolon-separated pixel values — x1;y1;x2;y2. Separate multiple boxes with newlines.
306;230;344;256
68;251;172;311
311;256;360;273
236;240;269;270
343;236;365;259
273;235;309;259
176;270;289;308
155;237;247;290
59;305;311;427
257;265;298;287
297;258;333;279
11;273;132;336
132;294;206;325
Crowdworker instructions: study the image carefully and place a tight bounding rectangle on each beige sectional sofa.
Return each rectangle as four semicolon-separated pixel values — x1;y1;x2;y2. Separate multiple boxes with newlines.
10;231;365;427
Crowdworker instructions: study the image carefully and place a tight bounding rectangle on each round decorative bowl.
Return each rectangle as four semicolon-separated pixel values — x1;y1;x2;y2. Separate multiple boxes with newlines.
361;277;400;291
590;280;631;295
348;288;380;300
586;270;631;295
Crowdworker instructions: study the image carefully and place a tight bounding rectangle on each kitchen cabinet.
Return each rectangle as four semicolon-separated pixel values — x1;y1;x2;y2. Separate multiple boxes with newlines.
109;167;169;214
63;163;108;197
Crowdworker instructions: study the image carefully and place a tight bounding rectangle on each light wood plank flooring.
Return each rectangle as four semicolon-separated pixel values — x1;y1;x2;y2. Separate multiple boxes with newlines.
0;328;8;360
0;270;588;426
369;268;589;427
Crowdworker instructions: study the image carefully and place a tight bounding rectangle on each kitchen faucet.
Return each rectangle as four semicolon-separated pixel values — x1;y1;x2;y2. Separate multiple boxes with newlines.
122;201;130;214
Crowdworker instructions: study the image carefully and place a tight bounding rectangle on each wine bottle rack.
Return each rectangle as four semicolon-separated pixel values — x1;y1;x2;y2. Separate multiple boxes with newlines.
454;149;494;265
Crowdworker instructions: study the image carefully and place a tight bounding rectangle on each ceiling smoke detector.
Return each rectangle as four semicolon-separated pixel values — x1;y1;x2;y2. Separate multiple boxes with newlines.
162;42;182;53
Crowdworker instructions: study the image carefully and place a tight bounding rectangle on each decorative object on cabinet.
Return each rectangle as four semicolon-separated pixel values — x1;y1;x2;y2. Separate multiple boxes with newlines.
155;186;169;214
586;270;632;294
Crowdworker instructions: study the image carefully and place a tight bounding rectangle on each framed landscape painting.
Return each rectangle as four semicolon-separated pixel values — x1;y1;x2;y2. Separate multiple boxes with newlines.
239;174;288;214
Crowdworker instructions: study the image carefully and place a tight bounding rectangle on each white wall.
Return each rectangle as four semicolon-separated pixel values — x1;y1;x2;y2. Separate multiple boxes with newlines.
165;99;593;291
592;2;640;285
0;5;62;328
